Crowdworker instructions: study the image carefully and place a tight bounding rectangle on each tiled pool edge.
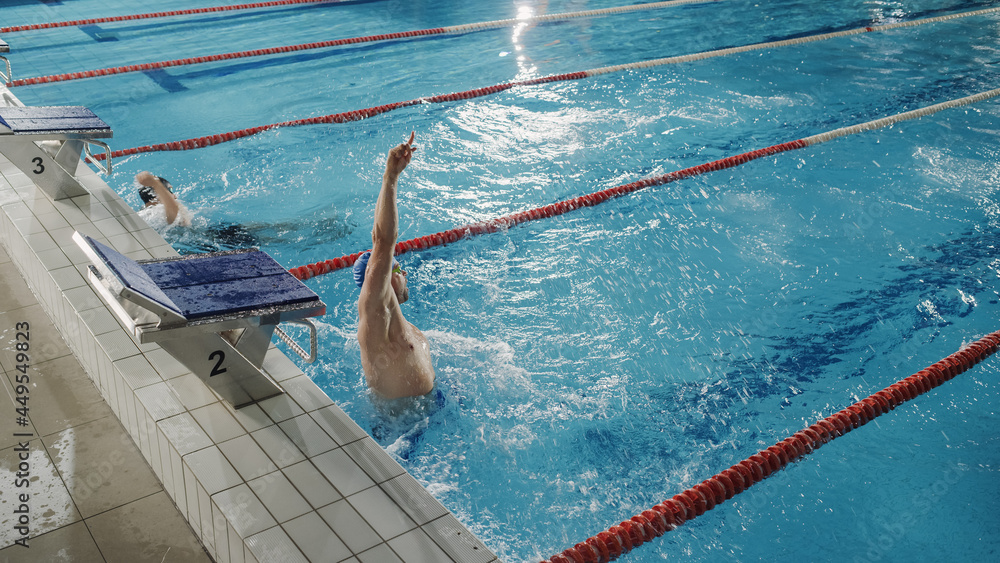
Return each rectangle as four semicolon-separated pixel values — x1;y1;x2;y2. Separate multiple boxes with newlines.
0;149;498;561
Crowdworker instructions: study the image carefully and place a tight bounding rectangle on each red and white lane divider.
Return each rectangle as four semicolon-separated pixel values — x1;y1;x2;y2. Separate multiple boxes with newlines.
0;0;343;34
5;0;715;87
93;72;588;161
286;86;1000;281
540;331;1000;563
585;5;1000;77
75;4;1000;162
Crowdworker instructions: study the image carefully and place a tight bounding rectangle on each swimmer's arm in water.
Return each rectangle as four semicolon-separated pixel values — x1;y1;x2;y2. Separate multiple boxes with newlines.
366;132;416;303
136;171;181;225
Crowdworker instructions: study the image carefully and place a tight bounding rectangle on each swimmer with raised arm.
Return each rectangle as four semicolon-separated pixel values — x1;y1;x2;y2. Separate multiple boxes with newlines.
355;132;436;399
135;171;192;227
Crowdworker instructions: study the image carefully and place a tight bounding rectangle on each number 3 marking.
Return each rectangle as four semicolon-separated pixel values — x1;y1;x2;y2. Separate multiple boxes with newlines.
31;157;44;174
209;350;228;377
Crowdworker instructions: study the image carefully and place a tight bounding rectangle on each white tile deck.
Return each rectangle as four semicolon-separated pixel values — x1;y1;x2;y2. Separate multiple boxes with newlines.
0;245;213;563
0;85;498;563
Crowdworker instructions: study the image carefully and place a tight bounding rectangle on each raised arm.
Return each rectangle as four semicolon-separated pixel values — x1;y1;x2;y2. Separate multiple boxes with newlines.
366;132;416;298
135;171;181;225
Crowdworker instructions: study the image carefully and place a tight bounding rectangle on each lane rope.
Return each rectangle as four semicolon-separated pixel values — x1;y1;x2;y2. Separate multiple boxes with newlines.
5;0;716;87
285;85;1000;281
78;5;1000;161
539;331;1000;563
94;72;589;161
0;0;344;34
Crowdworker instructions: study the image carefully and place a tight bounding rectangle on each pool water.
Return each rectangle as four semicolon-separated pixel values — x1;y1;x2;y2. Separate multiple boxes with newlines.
7;0;1000;561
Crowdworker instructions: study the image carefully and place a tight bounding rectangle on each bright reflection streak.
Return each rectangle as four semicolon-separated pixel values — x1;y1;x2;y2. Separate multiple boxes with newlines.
866;1;908;25
512;5;533;51
511;2;541;79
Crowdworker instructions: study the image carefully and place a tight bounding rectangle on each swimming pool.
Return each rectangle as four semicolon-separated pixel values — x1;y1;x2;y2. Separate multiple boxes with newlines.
7;0;1000;560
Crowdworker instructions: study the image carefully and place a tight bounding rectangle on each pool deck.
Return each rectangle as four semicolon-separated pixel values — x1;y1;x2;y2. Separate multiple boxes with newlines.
0;242;215;563
0;88;498;563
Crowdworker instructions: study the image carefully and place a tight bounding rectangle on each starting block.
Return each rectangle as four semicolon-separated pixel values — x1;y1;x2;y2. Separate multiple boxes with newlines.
74;233;326;408
0;105;113;200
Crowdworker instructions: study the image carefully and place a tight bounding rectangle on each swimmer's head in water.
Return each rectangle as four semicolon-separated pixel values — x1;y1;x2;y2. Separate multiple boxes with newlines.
353;251;402;288
138;176;173;205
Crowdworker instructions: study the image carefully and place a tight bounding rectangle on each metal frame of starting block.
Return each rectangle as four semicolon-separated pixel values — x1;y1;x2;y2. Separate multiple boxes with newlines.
74;233;326;408
0;38;10;84
0;104;113;200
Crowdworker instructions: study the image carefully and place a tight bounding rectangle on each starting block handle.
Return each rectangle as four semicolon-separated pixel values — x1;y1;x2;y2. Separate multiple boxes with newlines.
84;139;112;175
274;319;318;364
0;56;11;84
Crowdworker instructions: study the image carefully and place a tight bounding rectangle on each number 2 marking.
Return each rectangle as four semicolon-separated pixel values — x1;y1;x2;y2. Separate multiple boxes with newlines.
209;350;228;377
31;157;44;174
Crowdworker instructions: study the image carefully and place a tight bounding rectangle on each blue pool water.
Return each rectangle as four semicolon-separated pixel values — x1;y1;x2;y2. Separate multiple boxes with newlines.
6;0;1000;561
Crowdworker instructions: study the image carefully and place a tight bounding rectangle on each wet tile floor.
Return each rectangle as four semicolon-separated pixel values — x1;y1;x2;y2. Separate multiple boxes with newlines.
0;243;213;563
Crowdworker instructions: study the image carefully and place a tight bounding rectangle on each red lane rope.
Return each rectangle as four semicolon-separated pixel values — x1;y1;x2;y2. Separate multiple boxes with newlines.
90;72;588;162
539;331;1000;563
284;84;1000;281
4;0;706;88
70;6;999;161
6;27;450;87
2;0;705;36
12;4;995;90
0;0;341;34
285;139;806;281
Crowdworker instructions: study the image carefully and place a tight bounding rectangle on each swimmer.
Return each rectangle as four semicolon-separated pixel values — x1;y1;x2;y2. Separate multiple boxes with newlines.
135;171;192;227
356;132;436;399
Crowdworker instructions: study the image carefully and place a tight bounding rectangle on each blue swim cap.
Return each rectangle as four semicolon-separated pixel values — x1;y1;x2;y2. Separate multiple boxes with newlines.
353;251;400;288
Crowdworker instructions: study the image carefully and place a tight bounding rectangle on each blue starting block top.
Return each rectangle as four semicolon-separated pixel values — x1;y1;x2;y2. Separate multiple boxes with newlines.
83;236;319;321
0;106;112;137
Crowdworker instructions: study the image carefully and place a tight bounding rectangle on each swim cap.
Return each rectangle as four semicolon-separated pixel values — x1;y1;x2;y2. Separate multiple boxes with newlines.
353;251;400;288
138;176;173;205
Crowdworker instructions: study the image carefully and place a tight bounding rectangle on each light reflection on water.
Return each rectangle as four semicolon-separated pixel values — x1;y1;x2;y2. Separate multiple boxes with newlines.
8;0;1000;560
